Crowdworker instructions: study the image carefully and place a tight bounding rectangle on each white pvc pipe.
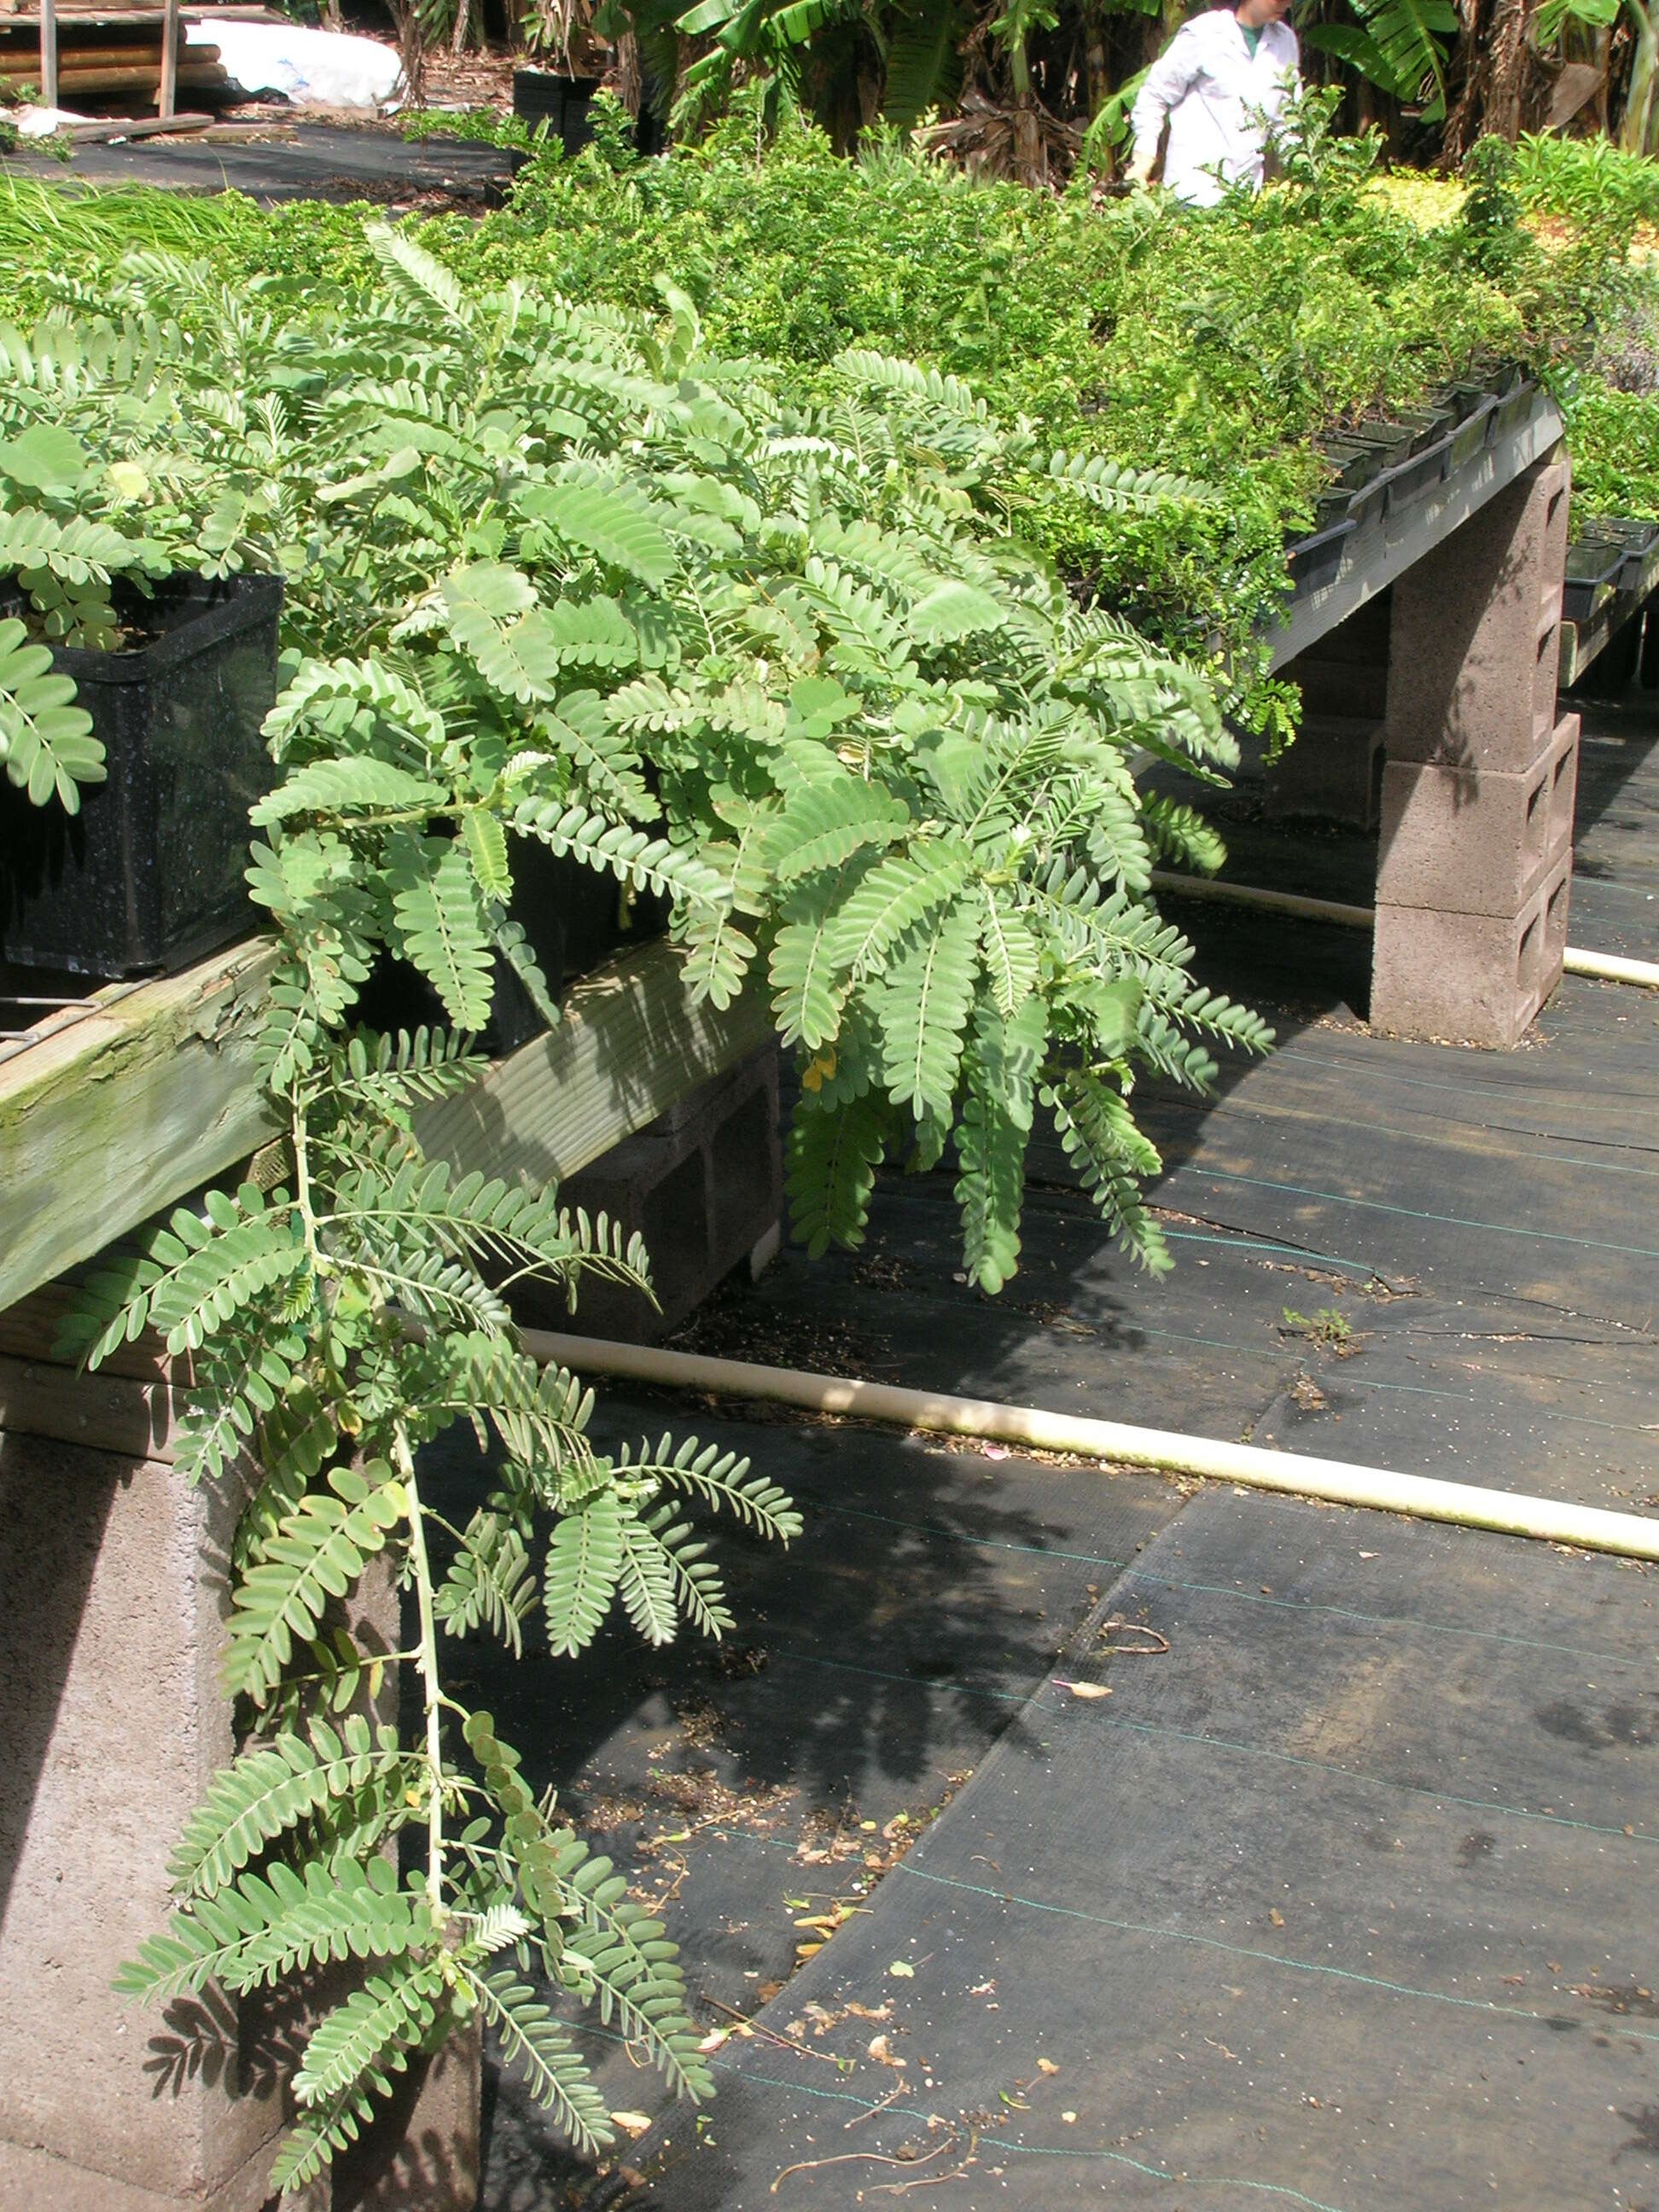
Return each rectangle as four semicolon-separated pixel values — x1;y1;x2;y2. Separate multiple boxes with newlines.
1147;870;1659;988
1562;945;1659;987
1148;870;1374;930
519;1330;1659;1563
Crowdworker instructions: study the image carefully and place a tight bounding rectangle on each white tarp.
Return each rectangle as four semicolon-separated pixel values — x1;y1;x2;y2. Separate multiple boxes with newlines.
15;106;79;137
183;19;404;108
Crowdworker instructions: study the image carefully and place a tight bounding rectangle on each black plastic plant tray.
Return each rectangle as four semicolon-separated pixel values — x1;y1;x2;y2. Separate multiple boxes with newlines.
1441;380;1493;418
1316;437;1383;492
1342;474;1388;533
1490;375;1540;445
1349;418;1417;463
1285;516;1355;599
1562;538;1629;626
1443;392;1497;472
1580;515;1659;594
1392;405;1456;454
0;573;282;979
512;68;602;157
1376;432;1452;518
1584;515;1659;552
357;839;669;1062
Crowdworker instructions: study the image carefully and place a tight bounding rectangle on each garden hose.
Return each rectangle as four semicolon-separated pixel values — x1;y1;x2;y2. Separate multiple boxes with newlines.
1146;870;1659;987
517;1329;1659;1563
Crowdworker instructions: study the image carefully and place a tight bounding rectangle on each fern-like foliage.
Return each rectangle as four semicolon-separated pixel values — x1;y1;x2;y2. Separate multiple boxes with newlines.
14;232;1265;1284
14;223;1285;2194
67;946;800;2189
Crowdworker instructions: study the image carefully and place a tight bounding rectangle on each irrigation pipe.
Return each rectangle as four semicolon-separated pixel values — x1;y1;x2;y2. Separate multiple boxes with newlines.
1147;870;1659;988
518;1329;1659;1563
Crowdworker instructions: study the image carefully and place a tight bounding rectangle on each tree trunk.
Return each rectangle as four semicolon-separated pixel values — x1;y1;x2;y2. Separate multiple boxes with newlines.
1442;0;1488;162
1010;99;1047;184
1444;0;1550;154
1483;0;1536;137
1621;0;1659;151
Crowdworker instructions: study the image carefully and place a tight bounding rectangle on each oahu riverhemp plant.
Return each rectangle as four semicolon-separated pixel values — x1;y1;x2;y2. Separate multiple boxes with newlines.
0;226;1268;2185
0;415;162;806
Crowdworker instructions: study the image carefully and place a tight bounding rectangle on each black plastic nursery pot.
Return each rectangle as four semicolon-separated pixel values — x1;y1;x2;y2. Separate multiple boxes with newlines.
1582;514;1659;593
0;573;282;980
356;836;669;1061
1285;515;1354;599
512;69;602;158
1562;534;1628;626
1442;390;1497;473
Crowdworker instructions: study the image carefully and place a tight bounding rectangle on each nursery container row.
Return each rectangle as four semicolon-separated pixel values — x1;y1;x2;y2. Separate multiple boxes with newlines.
1285;366;1540;602
0;575;658;1049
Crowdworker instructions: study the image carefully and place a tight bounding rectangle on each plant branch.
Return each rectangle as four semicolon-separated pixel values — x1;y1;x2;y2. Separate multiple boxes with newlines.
394;1419;448;1918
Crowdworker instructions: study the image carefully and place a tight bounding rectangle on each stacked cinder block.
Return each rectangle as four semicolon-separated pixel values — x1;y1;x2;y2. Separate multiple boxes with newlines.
532;1040;783;1344
1374;454;1576;1047
0;1295;480;2212
1268;591;1392;830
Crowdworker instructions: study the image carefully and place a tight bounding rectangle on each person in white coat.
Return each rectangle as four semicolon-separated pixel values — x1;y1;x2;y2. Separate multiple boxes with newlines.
1126;0;1299;207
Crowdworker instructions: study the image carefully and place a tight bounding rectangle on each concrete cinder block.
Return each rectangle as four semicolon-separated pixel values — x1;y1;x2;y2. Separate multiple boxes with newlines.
1386;455;1571;771
1375;713;1580;917
0;1435;282;2212
537;1042;783;1342
0;1406;479;2212
1370;852;1572;1047
331;2015;482;2212
1264;714;1386;829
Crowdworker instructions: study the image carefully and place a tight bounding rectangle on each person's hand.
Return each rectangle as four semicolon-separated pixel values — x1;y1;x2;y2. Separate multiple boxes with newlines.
1126;148;1157;190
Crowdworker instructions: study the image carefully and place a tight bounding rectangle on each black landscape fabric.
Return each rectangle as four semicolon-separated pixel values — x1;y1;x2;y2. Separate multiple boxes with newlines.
636;1492;1659;2212
459;698;1658;2209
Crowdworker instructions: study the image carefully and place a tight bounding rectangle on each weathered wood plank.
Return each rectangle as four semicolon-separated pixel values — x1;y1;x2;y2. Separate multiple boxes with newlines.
415;938;775;1190
1;932;772;1324
0;1352;176;1459
0;940;278;1317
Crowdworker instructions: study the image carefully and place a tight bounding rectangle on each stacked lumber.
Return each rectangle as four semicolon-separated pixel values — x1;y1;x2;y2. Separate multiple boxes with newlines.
0;1;246;112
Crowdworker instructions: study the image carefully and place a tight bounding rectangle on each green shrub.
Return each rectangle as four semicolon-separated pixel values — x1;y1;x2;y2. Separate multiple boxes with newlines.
2;239;1276;2183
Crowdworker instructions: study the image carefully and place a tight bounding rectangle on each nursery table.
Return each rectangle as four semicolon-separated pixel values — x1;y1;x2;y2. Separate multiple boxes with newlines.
0;932;771;2212
1262;383;1575;1047
0;933;771;1320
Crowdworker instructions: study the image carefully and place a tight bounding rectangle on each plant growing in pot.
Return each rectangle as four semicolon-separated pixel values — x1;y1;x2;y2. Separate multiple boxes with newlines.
0;421;282;979
30;230;1271;2196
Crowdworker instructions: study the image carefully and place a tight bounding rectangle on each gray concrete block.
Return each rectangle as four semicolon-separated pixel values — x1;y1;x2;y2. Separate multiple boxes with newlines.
537;1041;782;1342
1386;455;1571;771
0;1419;478;2212
0;2133;286;2212
0;1436;282;2212
1371;852;1572;1048
332;2017;481;2212
1264;714;1386;829
1375;713;1580;917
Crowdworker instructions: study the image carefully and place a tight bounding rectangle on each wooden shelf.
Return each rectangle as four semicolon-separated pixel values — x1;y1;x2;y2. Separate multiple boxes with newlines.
0;940;276;1318
1267;390;1565;672
0;934;771;1318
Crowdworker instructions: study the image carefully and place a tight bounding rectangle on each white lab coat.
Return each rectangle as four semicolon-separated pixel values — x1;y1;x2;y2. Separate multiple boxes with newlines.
1129;10;1299;207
